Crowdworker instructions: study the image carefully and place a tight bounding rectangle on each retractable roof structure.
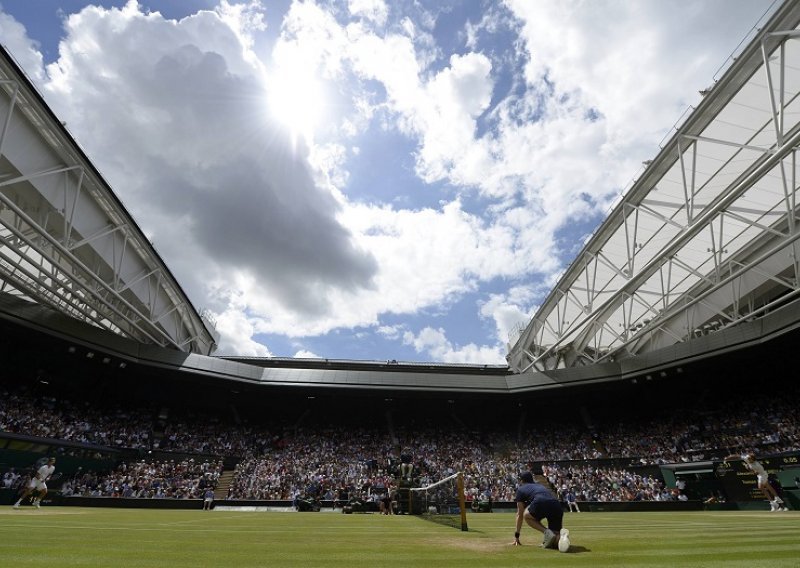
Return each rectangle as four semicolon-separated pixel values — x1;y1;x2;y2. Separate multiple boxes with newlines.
0;46;217;355
508;1;800;373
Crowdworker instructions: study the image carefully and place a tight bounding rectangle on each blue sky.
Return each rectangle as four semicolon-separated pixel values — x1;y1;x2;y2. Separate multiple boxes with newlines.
0;0;776;363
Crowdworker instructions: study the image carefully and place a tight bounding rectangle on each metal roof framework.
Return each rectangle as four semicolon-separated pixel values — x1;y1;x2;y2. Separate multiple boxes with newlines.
0;46;217;356
508;1;800;373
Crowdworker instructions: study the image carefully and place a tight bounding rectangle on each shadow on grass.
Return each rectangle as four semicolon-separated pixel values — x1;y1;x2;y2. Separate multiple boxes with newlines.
564;545;591;554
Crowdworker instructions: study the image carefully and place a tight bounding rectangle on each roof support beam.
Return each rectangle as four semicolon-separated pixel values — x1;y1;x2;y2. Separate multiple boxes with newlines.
597;226;800;363
522;123;800;372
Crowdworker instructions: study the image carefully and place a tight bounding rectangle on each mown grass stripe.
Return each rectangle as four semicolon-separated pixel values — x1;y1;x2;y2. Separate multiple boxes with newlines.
0;508;797;568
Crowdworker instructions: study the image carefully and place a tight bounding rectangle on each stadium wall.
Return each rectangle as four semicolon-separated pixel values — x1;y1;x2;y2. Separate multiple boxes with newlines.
5;494;705;512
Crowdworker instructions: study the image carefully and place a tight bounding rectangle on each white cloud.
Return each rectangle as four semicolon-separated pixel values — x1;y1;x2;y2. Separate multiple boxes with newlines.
479;286;537;348
237;197;541;338
308;142;350;190
377;324;404;339
403;326;505;364
214;293;272;356
463;7;507;51
348;0;388;27
0;8;45;84
293;349;320;358
413;52;494;185
399;283;542;364
37;2;377;323
215;0;268;60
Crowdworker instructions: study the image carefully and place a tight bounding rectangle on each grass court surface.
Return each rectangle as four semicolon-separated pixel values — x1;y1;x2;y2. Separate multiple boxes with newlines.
1;507;797;567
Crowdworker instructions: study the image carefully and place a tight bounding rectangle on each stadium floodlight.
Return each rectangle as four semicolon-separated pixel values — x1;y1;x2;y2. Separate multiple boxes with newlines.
409;472;468;532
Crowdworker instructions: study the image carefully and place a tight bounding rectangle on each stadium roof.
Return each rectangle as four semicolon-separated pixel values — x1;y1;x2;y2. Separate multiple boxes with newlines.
0;45;217;355
508;0;800;374
3;286;798;396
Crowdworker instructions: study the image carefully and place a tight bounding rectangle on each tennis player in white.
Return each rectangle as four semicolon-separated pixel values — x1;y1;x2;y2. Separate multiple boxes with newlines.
13;457;56;509
724;452;786;511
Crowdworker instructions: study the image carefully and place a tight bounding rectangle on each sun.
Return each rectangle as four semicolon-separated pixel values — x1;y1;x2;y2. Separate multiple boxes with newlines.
267;58;325;144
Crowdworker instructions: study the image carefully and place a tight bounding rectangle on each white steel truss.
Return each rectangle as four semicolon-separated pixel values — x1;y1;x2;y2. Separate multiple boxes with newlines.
508;1;800;373
0;47;217;355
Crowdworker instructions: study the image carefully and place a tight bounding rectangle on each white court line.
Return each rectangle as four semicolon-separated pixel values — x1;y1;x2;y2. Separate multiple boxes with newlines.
0;522;408;535
0;509;85;516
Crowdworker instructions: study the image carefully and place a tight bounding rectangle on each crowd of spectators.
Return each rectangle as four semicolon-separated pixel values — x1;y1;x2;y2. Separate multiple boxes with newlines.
60;458;223;499
0;389;154;449
2;467;25;491
584;396;800;464
2;382;797;466
1;379;799;503
542;463;671;502
227;427;396;501
0;385;290;458
226;424;529;502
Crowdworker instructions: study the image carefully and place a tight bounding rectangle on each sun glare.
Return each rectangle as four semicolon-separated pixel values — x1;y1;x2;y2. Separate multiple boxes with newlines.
268;63;325;144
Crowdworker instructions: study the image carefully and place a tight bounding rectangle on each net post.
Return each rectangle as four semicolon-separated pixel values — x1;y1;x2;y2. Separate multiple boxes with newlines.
457;472;468;532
